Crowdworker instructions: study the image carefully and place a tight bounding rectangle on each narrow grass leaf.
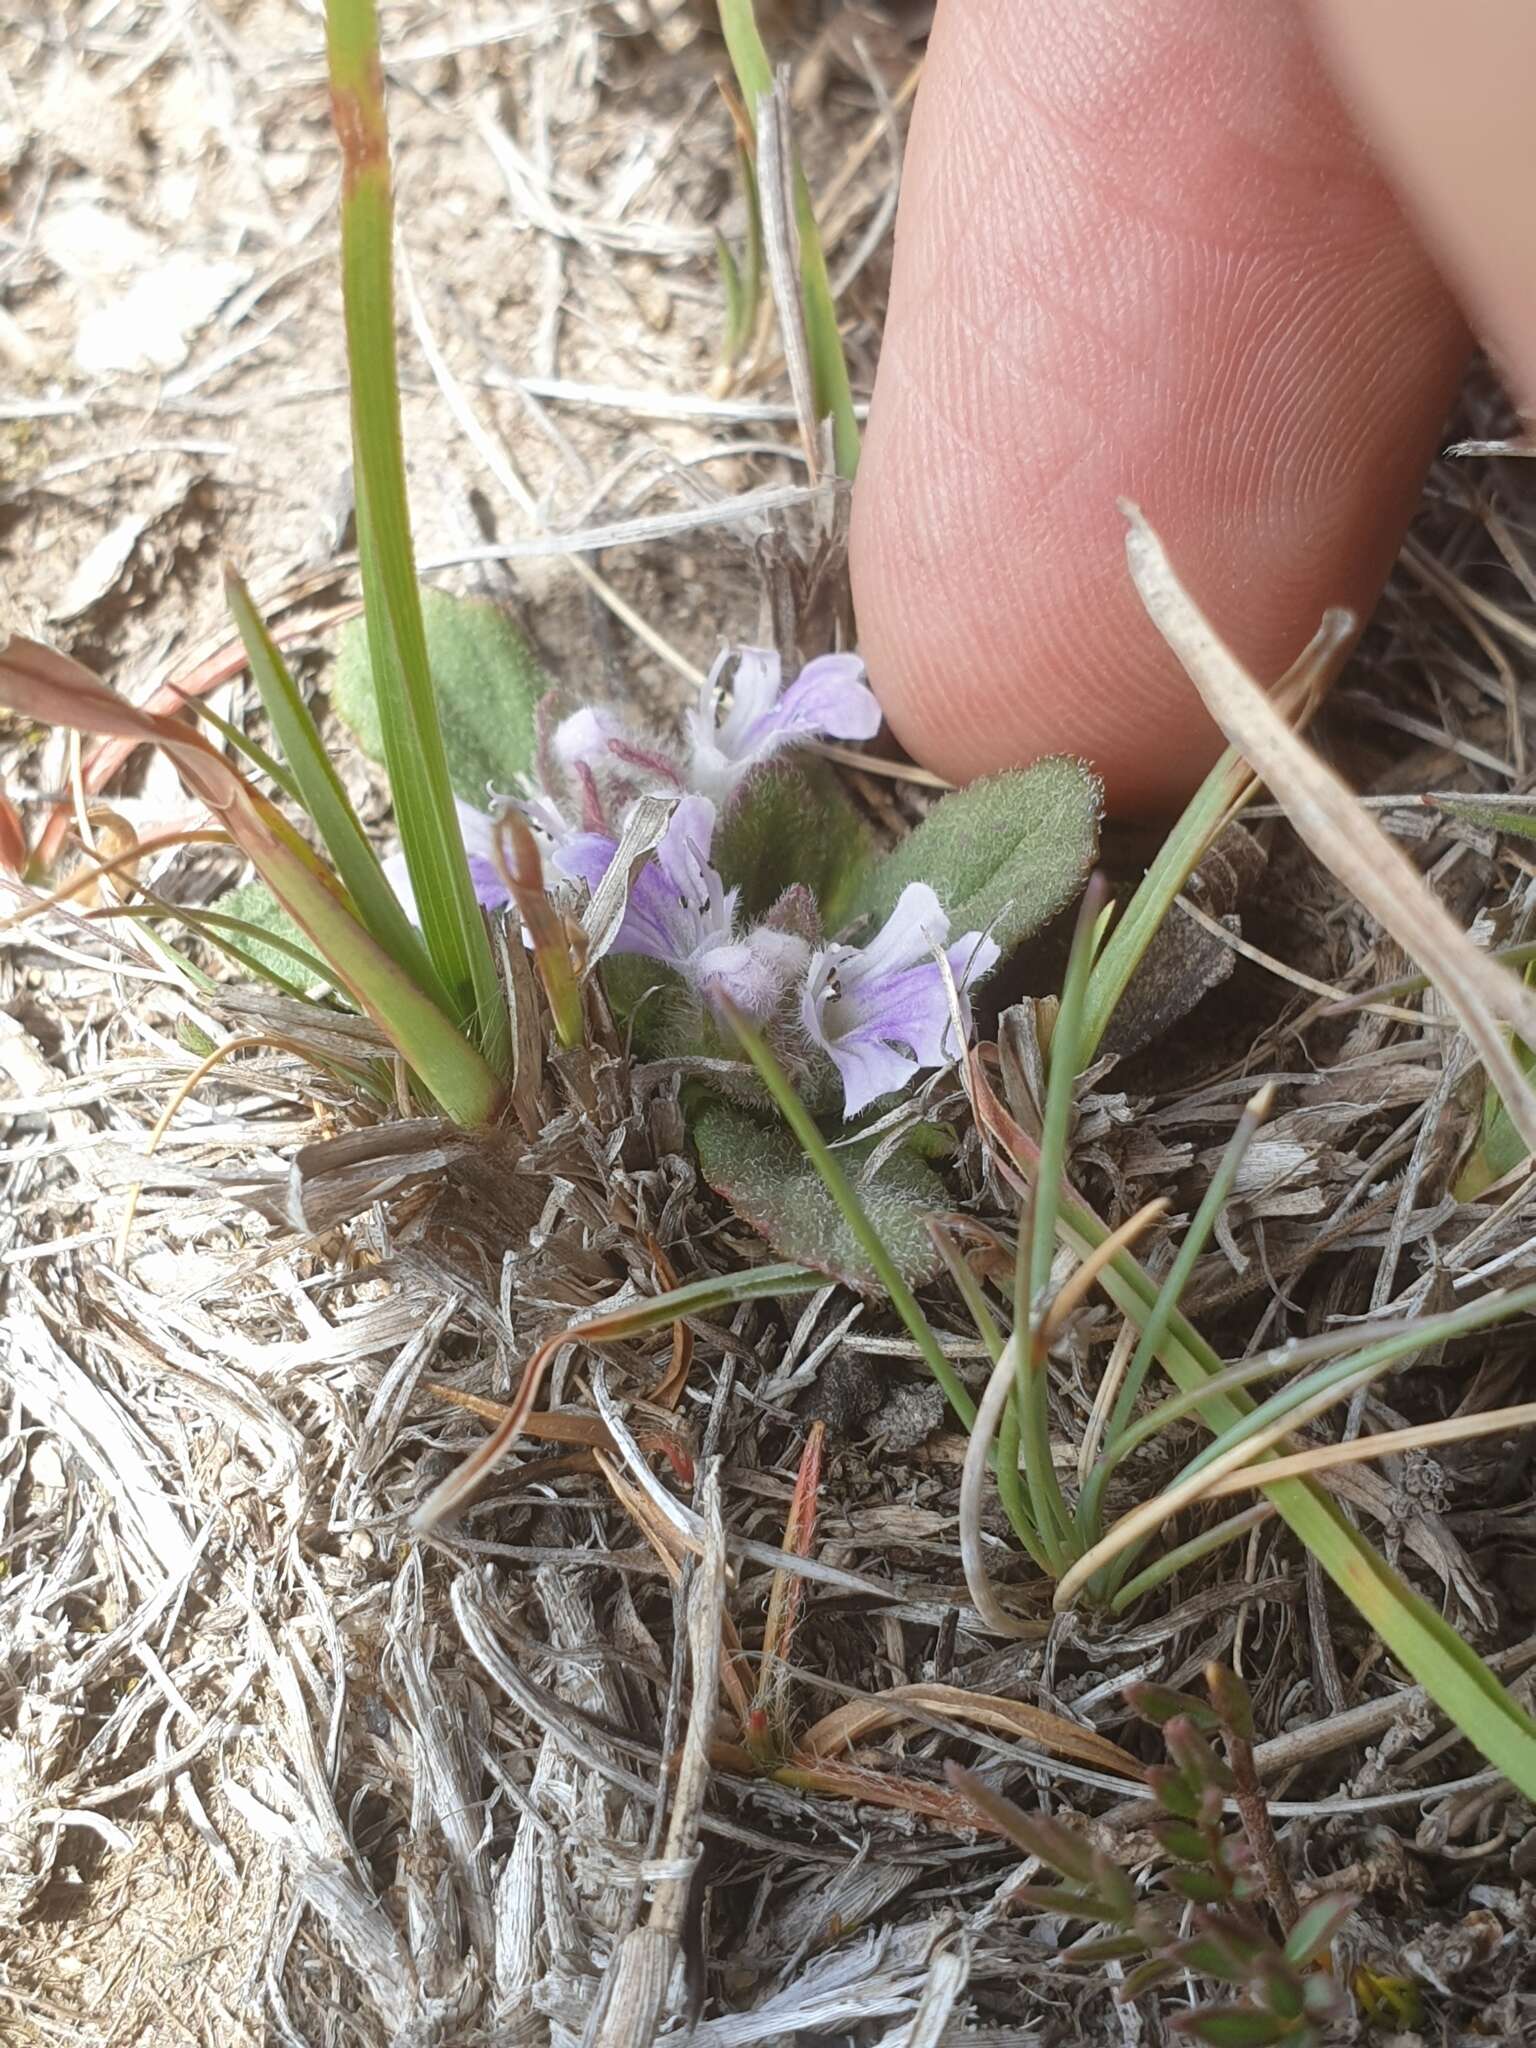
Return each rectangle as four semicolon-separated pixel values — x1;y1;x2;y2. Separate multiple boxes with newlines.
0;633;504;1125
964;1061;1536;1792
324;0;511;1077
226;568;445;1000
724;1012;1008;1483
1068;1237;1536;1799
716;0;860;476
1079;609;1354;1065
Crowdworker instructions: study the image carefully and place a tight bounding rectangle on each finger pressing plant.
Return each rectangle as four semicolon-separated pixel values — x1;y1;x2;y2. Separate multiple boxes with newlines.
952;1664;1358;2045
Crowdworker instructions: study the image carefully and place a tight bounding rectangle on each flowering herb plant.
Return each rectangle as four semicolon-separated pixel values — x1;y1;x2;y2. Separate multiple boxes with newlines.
376;641;1042;1121
324;609;1100;1276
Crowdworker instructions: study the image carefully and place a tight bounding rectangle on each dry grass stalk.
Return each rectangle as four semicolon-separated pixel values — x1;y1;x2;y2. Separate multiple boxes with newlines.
589;1461;728;2048
1123;501;1536;1160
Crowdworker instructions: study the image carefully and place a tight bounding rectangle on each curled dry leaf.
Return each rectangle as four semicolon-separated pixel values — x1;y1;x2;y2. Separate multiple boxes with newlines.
1122;505;1536;1163
799;1680;1144;1780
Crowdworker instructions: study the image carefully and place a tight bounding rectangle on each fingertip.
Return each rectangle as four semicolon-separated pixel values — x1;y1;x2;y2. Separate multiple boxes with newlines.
852;0;1469;815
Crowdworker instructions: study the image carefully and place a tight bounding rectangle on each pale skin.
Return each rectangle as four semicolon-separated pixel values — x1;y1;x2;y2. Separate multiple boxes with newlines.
850;0;1536;817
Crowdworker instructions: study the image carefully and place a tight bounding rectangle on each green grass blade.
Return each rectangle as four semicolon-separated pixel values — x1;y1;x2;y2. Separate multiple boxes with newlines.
1076;1085;1272;1545
160;902;345;997
1078;751;1243;1067
188;696;304;805
1079;611;1354;1064
1103;1288;1536;1612
930;1223;1051;1572
1058;1209;1536;1798
323;0;512;1081
1100;1288;1536;1501
717;230;747;365
1109;1503;1273;1612
1019;881;1106;1570
225;569;448;1003
716;0;860;477
587;1260;826;1335
257;823;504;1125
732;1008;1048;1563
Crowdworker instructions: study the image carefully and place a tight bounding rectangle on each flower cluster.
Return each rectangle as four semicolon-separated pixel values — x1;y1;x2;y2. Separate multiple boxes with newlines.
394;646;999;1117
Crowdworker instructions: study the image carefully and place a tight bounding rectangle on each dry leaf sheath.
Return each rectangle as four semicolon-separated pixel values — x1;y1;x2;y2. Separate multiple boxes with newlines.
1122;501;1536;1160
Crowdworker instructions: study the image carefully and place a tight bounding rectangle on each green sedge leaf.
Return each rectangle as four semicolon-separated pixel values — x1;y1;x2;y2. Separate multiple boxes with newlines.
227;569;444;1001
715;0;859;476
324;0;511;1075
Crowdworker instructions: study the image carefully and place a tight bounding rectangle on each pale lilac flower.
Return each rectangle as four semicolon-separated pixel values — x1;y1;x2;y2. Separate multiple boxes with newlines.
687;646;880;803
559;794;807;1019
536;706;683;842
801;883;1000;1118
384;798;511;921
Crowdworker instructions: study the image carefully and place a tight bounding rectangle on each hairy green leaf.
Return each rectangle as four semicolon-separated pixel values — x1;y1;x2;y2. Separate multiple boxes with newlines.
844;757;1102;955
331;588;548;806
694;1098;946;1290
713;759;874;922
215;881;329;992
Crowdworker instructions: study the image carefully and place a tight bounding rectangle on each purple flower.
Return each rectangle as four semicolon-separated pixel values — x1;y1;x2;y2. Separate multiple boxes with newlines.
687;647;880;803
558;794;807;1019
801;883;1000;1118
384;799;512;921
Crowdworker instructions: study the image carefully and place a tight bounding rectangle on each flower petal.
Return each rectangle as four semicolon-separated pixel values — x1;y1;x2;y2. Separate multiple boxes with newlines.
844;961;957;1069
854;882;951;979
551;832;619;894
827;1034;920;1120
453;797;497;863
386;802;511;920
738;652;880;757
466;855;512;913
653;794;723;910
560;798;731;968
553;706;626;771
801;896;998;1116
712;646;783;757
